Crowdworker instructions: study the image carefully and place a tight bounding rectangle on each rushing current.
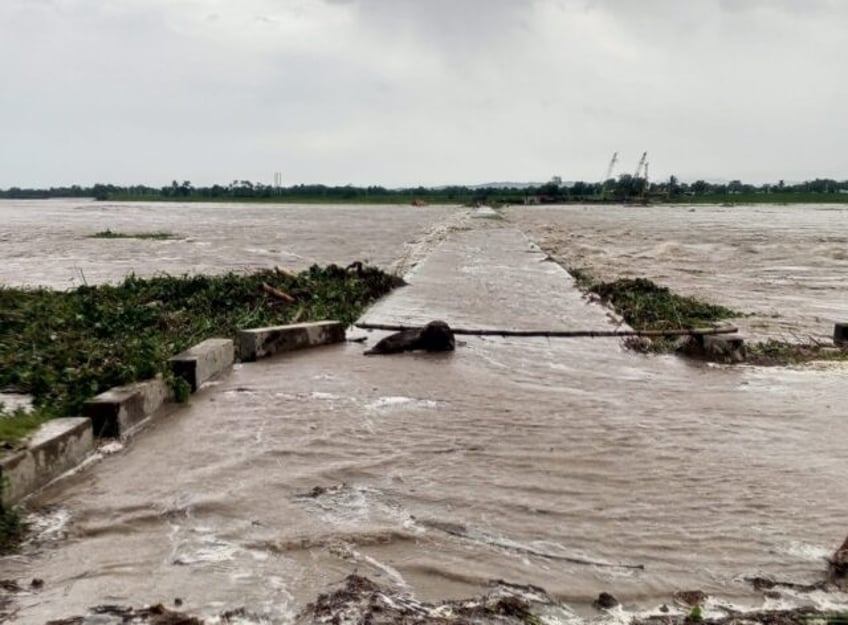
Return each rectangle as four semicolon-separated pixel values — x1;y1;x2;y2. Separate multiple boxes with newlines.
1;199;847;624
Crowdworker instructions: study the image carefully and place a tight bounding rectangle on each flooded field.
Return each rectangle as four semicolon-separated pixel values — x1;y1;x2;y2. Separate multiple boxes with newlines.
0;199;457;288
1;201;847;623
506;203;848;344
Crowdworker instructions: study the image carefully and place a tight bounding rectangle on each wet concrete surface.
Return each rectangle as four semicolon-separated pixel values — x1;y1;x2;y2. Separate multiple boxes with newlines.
2;206;848;623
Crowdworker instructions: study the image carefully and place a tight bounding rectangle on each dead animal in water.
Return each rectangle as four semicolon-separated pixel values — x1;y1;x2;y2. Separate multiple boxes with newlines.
364;320;455;355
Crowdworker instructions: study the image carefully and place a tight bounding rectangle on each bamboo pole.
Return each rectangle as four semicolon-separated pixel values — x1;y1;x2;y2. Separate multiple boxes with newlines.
354;322;738;339
260;282;296;303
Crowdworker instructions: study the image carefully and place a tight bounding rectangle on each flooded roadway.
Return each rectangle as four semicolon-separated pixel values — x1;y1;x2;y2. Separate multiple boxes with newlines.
1;201;847;623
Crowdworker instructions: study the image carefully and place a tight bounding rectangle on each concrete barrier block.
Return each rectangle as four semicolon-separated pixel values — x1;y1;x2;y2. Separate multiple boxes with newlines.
705;334;746;363
169;338;234;392
1;417;93;506
239;321;346;361
834;323;848;347
680;333;746;364
84;377;172;438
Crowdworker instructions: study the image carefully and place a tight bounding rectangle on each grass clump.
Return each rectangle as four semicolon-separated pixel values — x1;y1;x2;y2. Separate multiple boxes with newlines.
568;268;848;365
591;278;740;332
0;404;31;552
89;229;179;240
747;339;848;366
0;503;23;553
569;269;740;332
568;267;596;290
0;406;49;446
568;268;741;352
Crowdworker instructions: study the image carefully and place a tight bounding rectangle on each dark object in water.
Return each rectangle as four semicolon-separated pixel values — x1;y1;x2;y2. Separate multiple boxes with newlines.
746;576;827;593
364;320;455;356
830;535;848;581
673;590;708;607
593;592;619;609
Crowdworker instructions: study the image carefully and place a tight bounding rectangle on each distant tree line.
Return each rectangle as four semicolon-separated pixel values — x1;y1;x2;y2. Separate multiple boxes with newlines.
2;176;847;203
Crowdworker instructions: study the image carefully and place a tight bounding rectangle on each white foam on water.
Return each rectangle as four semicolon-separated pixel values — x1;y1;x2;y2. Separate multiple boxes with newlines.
366;396;439;410
169;525;242;566
367;396;415;409
349;546;410;589
21;507;72;546
780;540;833;561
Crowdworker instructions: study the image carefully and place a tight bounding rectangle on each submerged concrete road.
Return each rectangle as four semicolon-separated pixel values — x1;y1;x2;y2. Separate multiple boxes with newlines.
5;212;848;623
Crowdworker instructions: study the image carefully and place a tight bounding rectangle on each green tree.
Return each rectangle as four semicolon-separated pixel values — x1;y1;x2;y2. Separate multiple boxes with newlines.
691;180;708;194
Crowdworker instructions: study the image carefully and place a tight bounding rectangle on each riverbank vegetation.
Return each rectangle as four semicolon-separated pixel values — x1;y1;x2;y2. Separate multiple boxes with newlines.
568;268;848;364
568;270;741;352
2;176;847;205
568;269;739;330
746;339;848;366
0;263;400;548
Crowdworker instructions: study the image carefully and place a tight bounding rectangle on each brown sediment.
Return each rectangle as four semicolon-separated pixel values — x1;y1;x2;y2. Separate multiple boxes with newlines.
633;607;844;625
33;575;848;625
45;604;203;625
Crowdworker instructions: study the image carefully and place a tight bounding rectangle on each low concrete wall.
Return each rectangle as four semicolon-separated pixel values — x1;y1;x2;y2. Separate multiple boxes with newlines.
169;338;234;392
0;417;93;506
84;377;172;438
239;321;346;361
2;325;340;504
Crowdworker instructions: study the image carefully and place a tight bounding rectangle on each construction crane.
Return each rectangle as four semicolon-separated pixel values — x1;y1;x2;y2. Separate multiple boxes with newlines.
604;152;618;182
597;152;618;200
633;152;648;179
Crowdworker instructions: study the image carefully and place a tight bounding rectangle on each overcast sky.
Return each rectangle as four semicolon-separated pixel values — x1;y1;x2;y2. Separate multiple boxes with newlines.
1;0;846;188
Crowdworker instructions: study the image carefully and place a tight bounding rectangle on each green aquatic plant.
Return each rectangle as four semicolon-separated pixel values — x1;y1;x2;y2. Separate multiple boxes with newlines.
0;500;22;553
565;268;742;354
686;605;704;623
590;278;740;331
171;376;192;404
748;339;848;366
88;229;179;240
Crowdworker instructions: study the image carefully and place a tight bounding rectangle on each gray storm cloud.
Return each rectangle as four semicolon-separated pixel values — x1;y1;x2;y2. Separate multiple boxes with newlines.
0;0;845;187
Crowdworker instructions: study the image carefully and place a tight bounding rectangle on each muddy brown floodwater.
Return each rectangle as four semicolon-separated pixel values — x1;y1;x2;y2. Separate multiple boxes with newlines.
506;203;848;344
0;199;457;288
1;201;847;624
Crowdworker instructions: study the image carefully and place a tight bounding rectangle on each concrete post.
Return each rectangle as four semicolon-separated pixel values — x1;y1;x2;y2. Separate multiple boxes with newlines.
834;323;848;347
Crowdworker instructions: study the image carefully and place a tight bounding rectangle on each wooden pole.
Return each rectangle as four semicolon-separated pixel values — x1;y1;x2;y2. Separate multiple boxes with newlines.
354;322;738;339
260;282;296;303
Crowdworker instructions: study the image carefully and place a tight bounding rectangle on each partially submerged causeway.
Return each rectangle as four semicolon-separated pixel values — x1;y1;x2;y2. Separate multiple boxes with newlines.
2;215;847;623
